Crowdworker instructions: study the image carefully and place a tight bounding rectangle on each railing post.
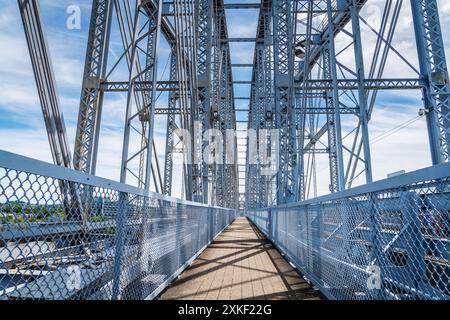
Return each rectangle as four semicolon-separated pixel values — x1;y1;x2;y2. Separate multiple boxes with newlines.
196;209;202;250
268;209;273;239
312;204;323;283
368;193;382;299
176;203;182;268
208;207;212;242
112;191;127;300
271;211;277;244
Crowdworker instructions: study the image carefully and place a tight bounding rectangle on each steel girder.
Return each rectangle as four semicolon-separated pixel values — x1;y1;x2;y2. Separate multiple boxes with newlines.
291;0;450;200
210;2;239;208
72;0;165;192
17;0;83;221
18;0;73;169
119;0;163;190
273;0;299;205
245;44;266;209
324;0;345;193
97;78;423;93
245;0;450;206
14;0;450;221
168;0;237;206
295;0;372;200
195;0;214;204
73;0;113;174
170;0;197;201
71;0;208;192
245;0;274;209
171;0;203;202
349;0;373;184
213;45;234;207
411;0;450;165
69;0;189;196
163;52;178;196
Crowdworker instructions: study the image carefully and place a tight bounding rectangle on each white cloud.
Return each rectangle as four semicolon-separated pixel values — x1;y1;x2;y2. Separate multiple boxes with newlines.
0;0;449;202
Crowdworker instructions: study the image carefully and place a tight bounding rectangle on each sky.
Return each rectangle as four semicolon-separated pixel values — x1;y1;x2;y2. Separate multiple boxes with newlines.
0;0;449;199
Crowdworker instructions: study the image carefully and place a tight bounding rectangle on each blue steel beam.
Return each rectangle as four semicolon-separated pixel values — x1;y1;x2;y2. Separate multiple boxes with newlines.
163;52;179;196
120;0;163;190
273;0;299;205
324;0;345;193
73;0;113;175
411;0;450;165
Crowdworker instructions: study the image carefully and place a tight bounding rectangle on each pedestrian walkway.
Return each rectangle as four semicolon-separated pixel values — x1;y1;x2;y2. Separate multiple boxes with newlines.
160;217;322;300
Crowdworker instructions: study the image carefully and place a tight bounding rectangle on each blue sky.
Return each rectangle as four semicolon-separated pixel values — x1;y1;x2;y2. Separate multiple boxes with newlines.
0;0;449;197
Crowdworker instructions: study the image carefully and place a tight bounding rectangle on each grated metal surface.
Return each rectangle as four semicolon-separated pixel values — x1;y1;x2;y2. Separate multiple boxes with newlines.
0;151;236;300
247;163;450;300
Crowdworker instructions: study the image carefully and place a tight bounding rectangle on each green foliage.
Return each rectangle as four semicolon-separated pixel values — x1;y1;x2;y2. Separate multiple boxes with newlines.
53;212;66;221
0;203;66;224
6;215;15;224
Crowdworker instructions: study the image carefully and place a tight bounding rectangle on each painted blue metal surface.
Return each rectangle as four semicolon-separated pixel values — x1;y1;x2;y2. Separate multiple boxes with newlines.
247;162;450;300
0;151;236;300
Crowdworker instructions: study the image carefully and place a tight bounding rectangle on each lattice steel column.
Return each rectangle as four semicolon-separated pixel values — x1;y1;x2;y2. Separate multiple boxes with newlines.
324;0;345;193
163;52;178;196
210;9;238;208
220;44;238;208
273;0;299;204
246;45;265;209
210;46;223;206
245;0;273;209
349;0;373;183
263;6;275;207
73;0;113;174
411;0;450;164
196;0;214;203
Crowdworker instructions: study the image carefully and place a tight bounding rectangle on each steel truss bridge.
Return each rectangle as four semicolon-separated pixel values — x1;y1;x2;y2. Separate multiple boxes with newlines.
0;0;449;300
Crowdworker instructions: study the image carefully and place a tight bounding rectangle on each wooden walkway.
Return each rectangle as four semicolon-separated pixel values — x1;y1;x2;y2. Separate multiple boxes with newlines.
160;217;322;300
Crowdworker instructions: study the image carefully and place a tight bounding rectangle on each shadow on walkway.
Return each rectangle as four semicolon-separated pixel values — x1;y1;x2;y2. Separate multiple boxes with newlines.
160;217;323;300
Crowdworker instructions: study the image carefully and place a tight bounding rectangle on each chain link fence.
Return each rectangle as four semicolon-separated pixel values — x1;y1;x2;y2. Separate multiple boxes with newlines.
0;151;236;300
247;163;450;300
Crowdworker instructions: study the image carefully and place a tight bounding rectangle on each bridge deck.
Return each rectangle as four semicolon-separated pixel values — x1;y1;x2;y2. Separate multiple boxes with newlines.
160;217;322;300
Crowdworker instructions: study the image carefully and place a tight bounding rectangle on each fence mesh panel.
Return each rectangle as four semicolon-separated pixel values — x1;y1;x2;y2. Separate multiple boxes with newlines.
0;158;236;300
247;170;450;300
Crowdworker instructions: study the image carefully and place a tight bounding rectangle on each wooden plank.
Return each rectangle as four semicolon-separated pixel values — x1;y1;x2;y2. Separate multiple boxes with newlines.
160;218;322;300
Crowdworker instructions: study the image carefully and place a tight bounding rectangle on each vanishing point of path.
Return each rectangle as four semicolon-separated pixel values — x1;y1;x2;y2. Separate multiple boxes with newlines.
160;217;323;300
